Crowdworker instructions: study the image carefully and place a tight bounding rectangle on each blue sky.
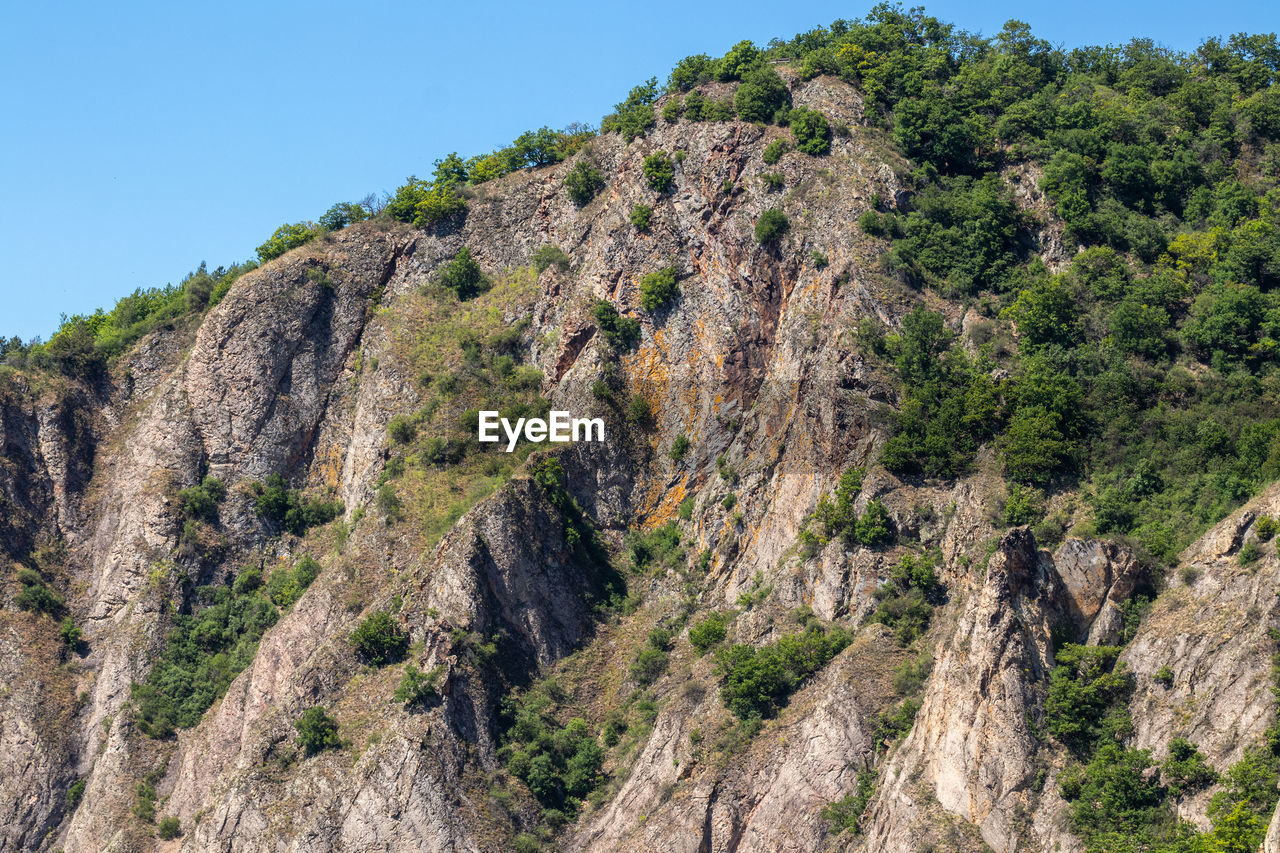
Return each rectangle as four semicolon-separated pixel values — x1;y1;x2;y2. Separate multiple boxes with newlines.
1;0;1275;340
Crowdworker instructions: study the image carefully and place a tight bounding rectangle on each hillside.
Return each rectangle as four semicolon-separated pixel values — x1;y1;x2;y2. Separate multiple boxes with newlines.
3;8;1280;852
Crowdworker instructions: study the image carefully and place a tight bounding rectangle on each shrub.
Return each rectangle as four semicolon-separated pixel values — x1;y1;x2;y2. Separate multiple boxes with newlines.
689;612;728;653
678;495;695;519
256;222;319;263
1003;483;1045;526
157;816;182;840
252;474;343;536
592;300;641;349
630;631;670;686
869;553;942;645
790;107;831;155
1257;515;1278;541
295;706;341;756
734;65;790;123
265;555;322;608
629;204;653;230
1164;737;1217;796
626;522;683;574
858;210;887;236
760;172;784;190
639;267;680;311
667;53;714;91
762;139;788;165
669;433;691;461
822;769;876;835
1044;644;1133;754
349;610;408;666
532;245;571;274
754;208;790;244
717;40;760;81
59;617;82;651
14;569;64;615
395;664;443;707
565;159;606;206
133;582;278;737
177;476;225;522
627;396;652;425
436;247;488;300
1154;665;1174;688
715;622;850;719
1239;539;1262;564
66;779;86;810
643;152;675;193
662;98;683;123
387;415;416;444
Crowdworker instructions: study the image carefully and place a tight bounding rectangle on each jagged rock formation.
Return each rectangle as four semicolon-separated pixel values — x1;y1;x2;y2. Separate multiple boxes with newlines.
1;68;1277;853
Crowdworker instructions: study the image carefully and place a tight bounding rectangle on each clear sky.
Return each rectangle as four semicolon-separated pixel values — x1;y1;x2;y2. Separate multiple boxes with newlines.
1;0;1275;341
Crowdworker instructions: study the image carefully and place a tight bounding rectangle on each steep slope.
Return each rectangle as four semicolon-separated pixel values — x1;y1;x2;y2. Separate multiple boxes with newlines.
2;39;1279;853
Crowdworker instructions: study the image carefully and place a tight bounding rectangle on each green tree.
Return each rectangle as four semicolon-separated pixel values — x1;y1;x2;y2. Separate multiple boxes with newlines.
436;247;488;299
639;267;680;311
734;65;790;123
754;208;790;244
565;159;606;207
790;107;832;155
256;223;318;263
643;152;675;193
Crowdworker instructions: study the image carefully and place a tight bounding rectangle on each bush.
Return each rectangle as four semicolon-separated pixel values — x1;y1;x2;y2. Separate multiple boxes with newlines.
662;98;683;123
66;779;86;810
760;172;784;190
256;222;319;263
734;65;789;123
627;396;652;425
395;664;443;707
643;152;675;193
1003;483;1045;526
295;706;341;756
630;636;669;686
59;616;82;651
436;247;488;300
265;555;322;608
626;522;683;574
133;582;278;737
386;177;466;228
177;476;225;522
14;569;64;615
592;300;641;350
1044;644;1133;754
1154;665;1174;688
869;553;942;645
639;267;680;311
349;610;408;666
668;53;714;91
822;769;876;835
157;816;182;840
387;415;416;444
689;612;728;653
715;622;850;719
1257;515;1279;541
532;245;571;274
717;40;760;81
762;139;788;165
318;201;369;231
790;107;831;155
565;159;606;207
629;204;653;230
754;208;790;244
252;473;343;536
1164;737;1217;796
669;433;691;461
1239;539;1263;564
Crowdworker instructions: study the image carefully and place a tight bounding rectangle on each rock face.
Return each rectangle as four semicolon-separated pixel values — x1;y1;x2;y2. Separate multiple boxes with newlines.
1;72;1277;853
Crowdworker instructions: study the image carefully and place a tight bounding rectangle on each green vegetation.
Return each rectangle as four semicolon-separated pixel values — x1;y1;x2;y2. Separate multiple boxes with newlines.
643;152;675;193
1045;644;1134;755
500;687;605;818
65;779;86;811
133;573;279;737
256;222;319;263
799;467;893;549
669;433;690;461
629;203;653;230
251;474;343;536
639;267;680;311
629;627;672;686
754;208;789;244
264;555;321;608
565;159;606;207
349;610;408;666
14;567;64;615
386;177;466;228
532;245;571;274
601;77;659;141
294;706;341;756
714;620;850;720
762;138;788;165
734;65;790;123
395;664;443;707
689;612;728;653
592;300;641;350
790;107;832;155
157;816;182;840
177;476;225;522
760;171;784;191
822;769;876;836
626;521;683;574
869;551;943;645
435;247;489;300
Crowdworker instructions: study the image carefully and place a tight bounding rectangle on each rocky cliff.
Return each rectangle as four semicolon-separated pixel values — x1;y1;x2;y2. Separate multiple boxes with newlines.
2;68;1277;853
